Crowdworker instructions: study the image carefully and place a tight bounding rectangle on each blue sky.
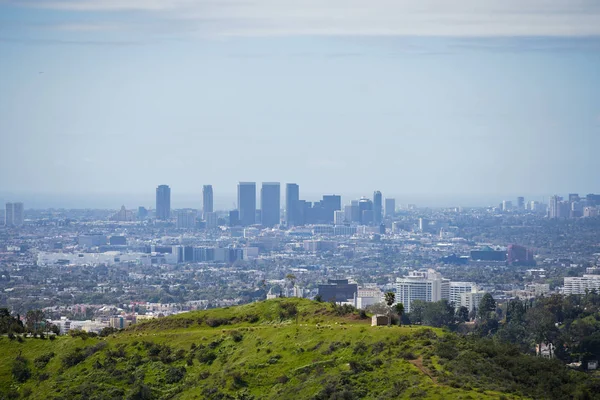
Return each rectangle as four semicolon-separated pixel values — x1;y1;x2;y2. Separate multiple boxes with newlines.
1;1;599;208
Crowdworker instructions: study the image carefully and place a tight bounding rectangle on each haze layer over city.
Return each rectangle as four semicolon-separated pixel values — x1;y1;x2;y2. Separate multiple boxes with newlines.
1;1;600;399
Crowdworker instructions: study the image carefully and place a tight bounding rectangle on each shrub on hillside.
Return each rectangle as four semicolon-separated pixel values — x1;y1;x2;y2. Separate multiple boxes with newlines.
197;348;217;365
12;355;31;383
230;330;244;342
34;352;55;369
62;342;107;368
165;366;186;384
278;302;298;320
205;317;229;328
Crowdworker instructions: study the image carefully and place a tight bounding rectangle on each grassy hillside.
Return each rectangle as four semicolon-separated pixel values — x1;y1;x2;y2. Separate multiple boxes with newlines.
0;298;596;400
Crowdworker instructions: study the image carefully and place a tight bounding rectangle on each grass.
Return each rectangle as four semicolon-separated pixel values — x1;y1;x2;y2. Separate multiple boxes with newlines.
0;298;567;399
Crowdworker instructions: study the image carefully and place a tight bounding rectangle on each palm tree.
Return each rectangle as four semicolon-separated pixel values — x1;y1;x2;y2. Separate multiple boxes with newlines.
394;303;405;326
384;292;395;326
285;273;296;288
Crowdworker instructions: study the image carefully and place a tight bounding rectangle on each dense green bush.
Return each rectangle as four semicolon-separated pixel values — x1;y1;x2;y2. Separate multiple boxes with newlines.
62;342;107;368
12;355;31;383
34;352;55;369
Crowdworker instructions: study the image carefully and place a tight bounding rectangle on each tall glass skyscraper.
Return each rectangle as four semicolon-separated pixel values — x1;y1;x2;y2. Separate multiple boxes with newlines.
285;183;299;226
156;185;171;220
237;182;256;226
261;182;280;227
385;198;396;217
202;185;213;219
373;191;382;224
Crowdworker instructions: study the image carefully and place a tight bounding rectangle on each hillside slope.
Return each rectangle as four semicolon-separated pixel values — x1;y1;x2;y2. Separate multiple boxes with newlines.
0;298;596;399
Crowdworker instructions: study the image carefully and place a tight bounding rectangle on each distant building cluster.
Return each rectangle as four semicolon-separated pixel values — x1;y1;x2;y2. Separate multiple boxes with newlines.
144;183;396;231
314;271;486;313
563;275;600;295
549;193;600;219
395;269;485;312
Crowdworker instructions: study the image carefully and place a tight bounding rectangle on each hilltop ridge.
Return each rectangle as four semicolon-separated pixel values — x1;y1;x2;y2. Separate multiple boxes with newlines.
0;298;597;399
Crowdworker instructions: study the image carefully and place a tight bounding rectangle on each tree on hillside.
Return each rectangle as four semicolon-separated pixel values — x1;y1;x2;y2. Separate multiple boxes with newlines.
0;308;24;334
384;292;395;326
478;293;496;321
456;306;470;323
525;306;557;358
25;310;45;335
506;298;527;324
410;300;426;325
394;303;404;326
423;300;456;328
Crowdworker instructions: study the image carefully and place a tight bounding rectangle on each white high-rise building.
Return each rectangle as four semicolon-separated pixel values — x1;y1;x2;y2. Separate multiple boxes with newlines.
395;269;449;312
459;291;487;312
334;210;345;225
449;282;477;307
549;195;565;218
564;275;600;295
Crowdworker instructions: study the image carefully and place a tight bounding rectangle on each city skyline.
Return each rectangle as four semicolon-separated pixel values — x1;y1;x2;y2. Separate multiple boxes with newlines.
0;188;593;211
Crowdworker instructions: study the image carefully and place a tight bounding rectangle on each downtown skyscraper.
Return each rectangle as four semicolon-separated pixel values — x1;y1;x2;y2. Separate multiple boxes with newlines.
238;182;256;226
373;191;382;224
286;183;300;226
156;185;171;220
202;185;213;219
4;202;23;227
385;198;396;217
261;182;280;227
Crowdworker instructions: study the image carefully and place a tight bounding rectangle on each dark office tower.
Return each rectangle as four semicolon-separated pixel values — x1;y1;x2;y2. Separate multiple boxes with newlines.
237;182;256;226
156;185;171;220
261;182;280;227
358;197;373;224
517;196;525;210
229;210;240;227
322;195;342;223
297;200;308;225
202;185;213;219
4;203;14;226
138;206;148;220
385;198;396;217
286;183;300;226
350;200;360;222
373;191;382;224
586;194;600;206
568;193;580;203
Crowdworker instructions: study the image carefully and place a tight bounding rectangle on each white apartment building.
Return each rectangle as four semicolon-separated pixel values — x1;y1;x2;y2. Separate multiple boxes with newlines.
459;291;487;312
449;282;477;307
395;269;449;312
563;275;600;295
334;210;346;225
355;288;383;309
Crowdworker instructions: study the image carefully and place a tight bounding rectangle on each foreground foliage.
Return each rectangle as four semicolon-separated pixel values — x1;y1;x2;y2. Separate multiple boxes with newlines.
0;298;598;400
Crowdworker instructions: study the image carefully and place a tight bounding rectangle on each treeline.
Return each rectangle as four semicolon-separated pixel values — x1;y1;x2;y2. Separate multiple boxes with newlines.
0;308;60;338
400;291;600;368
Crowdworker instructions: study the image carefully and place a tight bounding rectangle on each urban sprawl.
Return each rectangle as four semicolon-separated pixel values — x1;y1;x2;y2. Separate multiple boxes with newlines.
2;185;600;337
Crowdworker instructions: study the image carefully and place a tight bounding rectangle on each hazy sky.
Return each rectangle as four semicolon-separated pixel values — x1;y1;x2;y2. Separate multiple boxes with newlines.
1;1;599;208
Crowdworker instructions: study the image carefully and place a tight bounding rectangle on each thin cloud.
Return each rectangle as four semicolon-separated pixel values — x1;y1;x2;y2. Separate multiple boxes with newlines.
5;0;600;37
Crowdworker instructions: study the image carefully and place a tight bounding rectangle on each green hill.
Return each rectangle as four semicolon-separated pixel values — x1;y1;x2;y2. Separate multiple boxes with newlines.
0;298;597;400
